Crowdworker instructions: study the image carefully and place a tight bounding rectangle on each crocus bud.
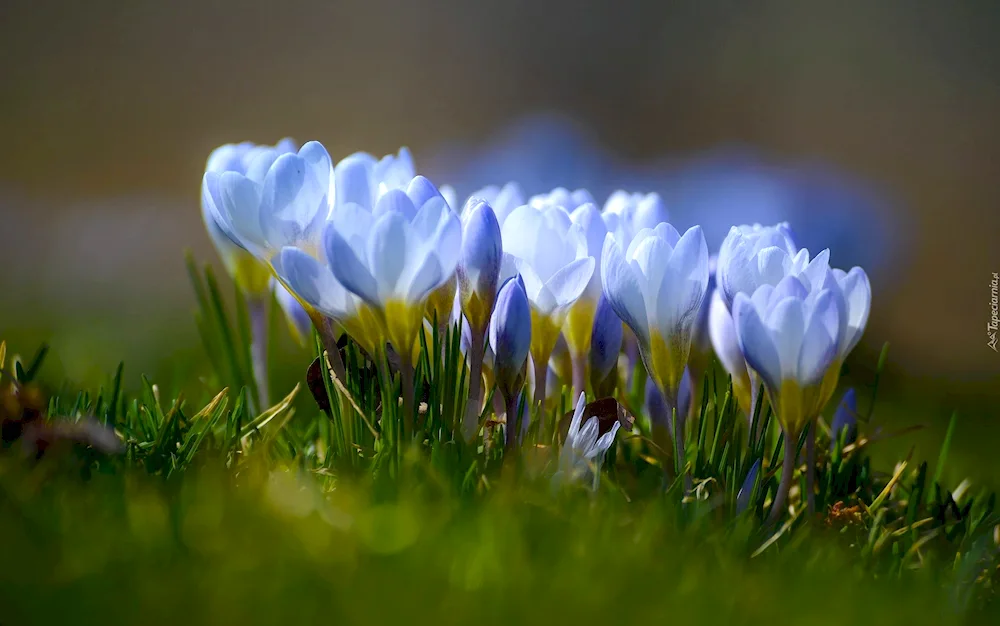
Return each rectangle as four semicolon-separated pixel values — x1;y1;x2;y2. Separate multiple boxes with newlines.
489;275;532;402
590;294;623;392
830;388;858;449
458;199;503;333
736;459;762;515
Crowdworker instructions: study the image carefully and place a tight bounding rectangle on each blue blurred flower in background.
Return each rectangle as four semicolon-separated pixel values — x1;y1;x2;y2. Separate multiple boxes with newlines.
426;113;898;279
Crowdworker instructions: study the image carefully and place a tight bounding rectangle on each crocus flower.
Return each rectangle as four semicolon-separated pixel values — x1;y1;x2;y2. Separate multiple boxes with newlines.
457;199;503;334
461;182;525;228
564;203;609;394
201;138;299;409
457;198;504;439
589;294;623;395
489;275;533;449
601;223;709;406
554;392;622;491
830;388;858;449
207;141;333;263
732;275;842;439
601;191;670;248
501;205;595;406
602;222;708;488
325;178;461;362
200;138;296;295
529;187;594;212
733;274;845;522
715;222;800;310
332;147;414;211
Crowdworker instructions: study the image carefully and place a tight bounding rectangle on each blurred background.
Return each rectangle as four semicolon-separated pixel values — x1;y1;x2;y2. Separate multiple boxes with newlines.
1;1;998;474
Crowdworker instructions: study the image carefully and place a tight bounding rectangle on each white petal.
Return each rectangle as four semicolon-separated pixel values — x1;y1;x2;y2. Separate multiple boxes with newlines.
545;256;595;308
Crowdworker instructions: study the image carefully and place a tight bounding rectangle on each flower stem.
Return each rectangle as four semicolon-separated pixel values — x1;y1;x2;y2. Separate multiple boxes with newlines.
504;392;520;451
462;330;486;442
247;294;270;412
532;352;550;409
767;428;797;525
317;318;348;384
806;419;817;515
672;407;692;495
571;351;587;401
399;356;415;440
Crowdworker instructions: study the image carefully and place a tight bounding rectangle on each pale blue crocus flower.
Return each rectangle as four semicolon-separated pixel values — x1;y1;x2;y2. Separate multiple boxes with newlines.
601;223;709;488
715;222;802;310
457;199;504;439
601;191;670;248
201;138;296;295
600;223;709;407
460;182;526;228
325;175;462;366
201;138;298;409
732;274;843;439
732;274;843;521
500;204;595;407
563;202;609;395
529;187;594;212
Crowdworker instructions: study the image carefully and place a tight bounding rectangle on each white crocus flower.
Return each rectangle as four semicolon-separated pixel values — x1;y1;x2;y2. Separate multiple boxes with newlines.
554;393;621;491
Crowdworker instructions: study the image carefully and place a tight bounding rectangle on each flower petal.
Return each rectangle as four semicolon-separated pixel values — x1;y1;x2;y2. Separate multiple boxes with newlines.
733;293;781;392
324;221;380;306
545;256;595;309
368;211;410;299
600;233;649;343
273;246;349;320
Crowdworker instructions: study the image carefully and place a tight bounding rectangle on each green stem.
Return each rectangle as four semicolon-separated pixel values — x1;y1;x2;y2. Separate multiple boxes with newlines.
399;356;415;440
806;419;816;514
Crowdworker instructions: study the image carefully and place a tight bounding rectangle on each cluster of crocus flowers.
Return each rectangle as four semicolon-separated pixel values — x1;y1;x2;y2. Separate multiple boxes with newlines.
200;138;871;500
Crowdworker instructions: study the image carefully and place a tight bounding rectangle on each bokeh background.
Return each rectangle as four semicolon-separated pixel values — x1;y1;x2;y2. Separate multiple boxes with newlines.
2;1;998;475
